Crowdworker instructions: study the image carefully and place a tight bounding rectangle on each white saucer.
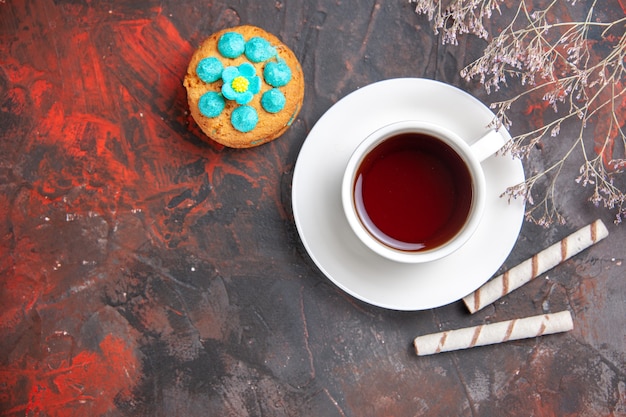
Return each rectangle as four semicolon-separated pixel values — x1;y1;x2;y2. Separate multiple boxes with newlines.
292;78;526;311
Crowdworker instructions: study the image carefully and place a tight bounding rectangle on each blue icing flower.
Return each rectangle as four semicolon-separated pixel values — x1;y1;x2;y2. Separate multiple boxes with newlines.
196;57;223;83
244;37;276;63
221;63;261;105
261;88;286;113
218;32;245;58
231;105;258;132
198;91;225;118
263;60;291;87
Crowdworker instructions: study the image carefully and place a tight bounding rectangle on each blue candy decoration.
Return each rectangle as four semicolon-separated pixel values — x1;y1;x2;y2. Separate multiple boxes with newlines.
198;92;225;118
244;37;276;62
196;57;223;83
261;89;286;113
217;32;245;58
231;105;259;132
221;63;261;105
263;60;292;87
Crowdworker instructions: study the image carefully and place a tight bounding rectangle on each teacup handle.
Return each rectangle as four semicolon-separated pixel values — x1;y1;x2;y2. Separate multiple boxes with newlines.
470;129;508;162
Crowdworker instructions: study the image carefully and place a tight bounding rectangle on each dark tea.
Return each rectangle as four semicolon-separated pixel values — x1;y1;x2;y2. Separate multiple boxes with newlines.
353;132;473;252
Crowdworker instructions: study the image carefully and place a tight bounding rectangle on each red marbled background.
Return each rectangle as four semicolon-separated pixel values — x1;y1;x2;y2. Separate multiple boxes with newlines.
1;1;624;416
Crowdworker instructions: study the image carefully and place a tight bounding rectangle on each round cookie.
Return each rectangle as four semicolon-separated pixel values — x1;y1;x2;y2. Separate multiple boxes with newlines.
184;25;305;148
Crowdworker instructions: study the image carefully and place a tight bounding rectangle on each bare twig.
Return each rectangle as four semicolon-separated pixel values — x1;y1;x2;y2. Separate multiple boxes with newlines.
411;0;626;225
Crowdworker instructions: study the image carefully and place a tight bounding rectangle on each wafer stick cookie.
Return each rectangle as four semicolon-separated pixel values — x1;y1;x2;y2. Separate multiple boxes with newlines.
463;219;609;314
414;310;573;356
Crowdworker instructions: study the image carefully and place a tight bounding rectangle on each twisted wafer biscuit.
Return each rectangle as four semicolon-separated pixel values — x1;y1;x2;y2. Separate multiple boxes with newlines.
463;219;609;314
414;310;573;356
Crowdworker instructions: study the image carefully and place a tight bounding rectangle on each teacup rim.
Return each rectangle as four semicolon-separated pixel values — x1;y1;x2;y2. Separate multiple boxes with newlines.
341;119;487;264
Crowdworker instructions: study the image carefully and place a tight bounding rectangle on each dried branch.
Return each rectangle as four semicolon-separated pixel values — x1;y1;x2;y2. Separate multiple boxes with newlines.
411;0;626;225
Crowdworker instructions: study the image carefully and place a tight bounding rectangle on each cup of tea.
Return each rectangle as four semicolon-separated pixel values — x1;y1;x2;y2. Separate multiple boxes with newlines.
341;120;507;263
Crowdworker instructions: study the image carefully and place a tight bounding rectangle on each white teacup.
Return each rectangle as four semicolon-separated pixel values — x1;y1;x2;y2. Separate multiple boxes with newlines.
341;120;507;263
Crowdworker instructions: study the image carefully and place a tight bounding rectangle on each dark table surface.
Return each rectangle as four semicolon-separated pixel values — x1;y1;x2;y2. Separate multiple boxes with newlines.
1;1;625;416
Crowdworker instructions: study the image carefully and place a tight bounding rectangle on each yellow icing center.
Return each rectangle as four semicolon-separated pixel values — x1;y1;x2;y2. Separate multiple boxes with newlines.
231;76;249;93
